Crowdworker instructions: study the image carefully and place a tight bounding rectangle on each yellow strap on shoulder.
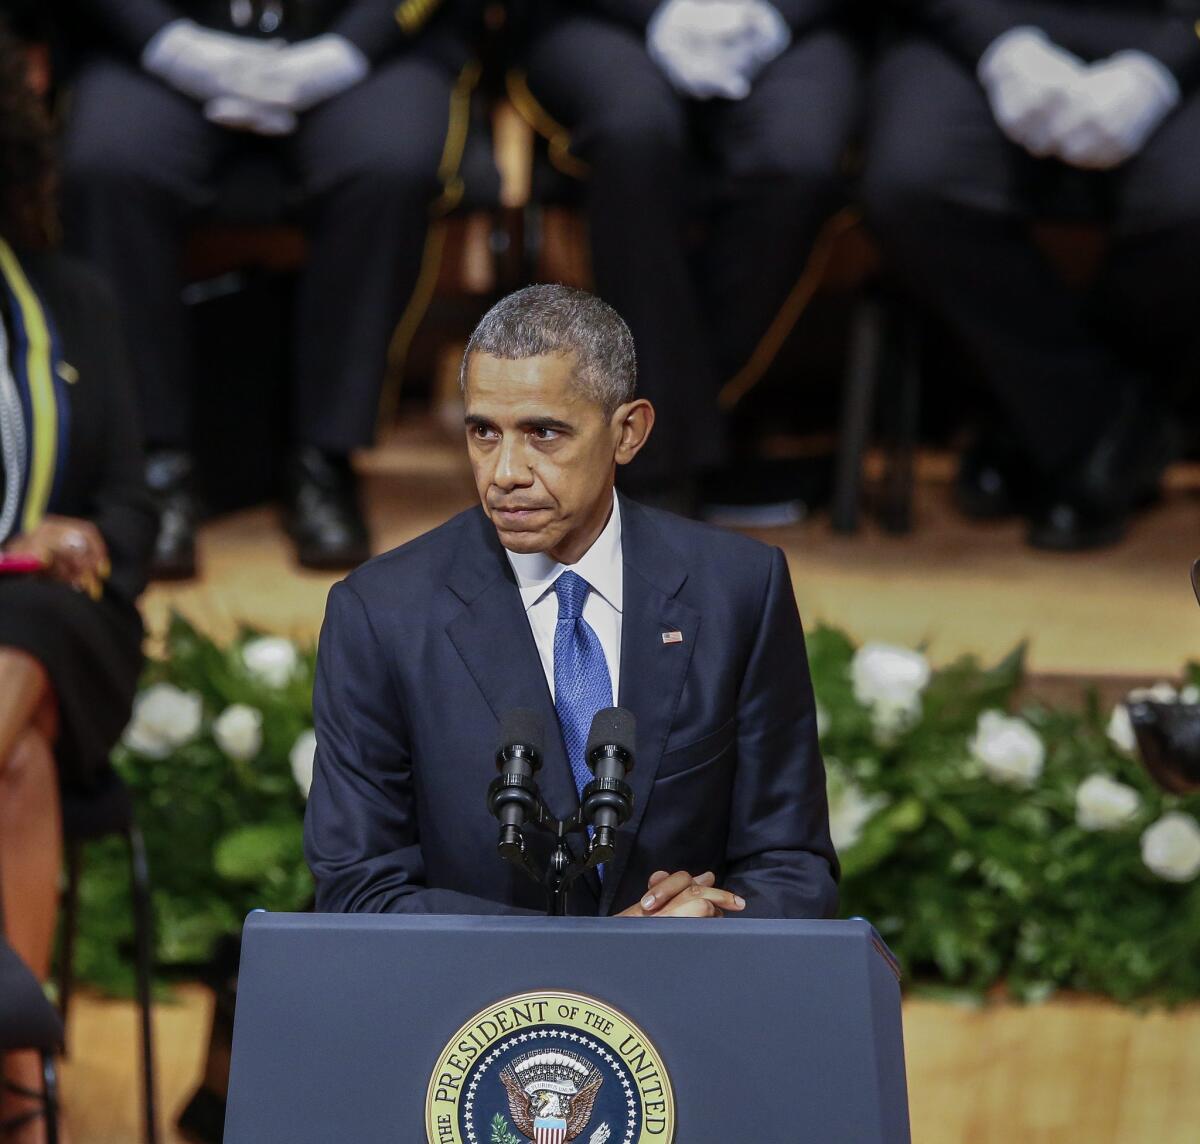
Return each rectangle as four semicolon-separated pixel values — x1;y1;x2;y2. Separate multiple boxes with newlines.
0;237;57;533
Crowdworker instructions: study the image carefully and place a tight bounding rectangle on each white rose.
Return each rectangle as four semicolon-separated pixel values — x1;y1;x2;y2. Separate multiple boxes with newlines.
1141;811;1200;883
122;683;203;758
1182;685;1200;705
851;643;931;739
213;704;263;762
826;768;887;852
241;636;300;688
970;710;1045;789
814;701;829;740
1108;682;1182;754
289;729;318;799
1074;773;1141;831
1106;704;1136;754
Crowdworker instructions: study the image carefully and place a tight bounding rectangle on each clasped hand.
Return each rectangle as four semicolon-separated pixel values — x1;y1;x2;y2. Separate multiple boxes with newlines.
647;0;790;102
3;515;110;599
615;869;746;918
979;27;1181;169
142;20;368;136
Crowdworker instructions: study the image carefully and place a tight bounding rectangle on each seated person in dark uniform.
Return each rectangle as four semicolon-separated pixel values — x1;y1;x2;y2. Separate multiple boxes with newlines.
60;0;475;576
862;0;1200;550
305;285;838;921
515;0;863;511
0;22;155;1141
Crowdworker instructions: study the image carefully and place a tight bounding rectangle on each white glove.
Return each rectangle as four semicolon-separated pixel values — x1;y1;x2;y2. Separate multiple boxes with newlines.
978;27;1086;157
648;0;791;102
1049;51;1180;169
227;34;369;114
204;96;298;136
141;19;280;103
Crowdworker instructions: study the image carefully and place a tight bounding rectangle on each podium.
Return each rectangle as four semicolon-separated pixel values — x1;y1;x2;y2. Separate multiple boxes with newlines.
225;912;910;1143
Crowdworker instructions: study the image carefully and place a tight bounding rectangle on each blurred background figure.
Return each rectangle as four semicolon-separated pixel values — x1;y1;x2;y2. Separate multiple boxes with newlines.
862;0;1200;550
60;0;475;577
0;17;155;1140
517;0;862;512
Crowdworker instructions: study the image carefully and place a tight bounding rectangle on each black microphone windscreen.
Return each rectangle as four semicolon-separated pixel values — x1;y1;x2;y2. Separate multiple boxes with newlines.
499;709;543;757
586;707;636;759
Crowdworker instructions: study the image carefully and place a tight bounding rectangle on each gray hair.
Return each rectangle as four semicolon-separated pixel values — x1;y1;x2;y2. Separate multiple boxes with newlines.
460;284;637;418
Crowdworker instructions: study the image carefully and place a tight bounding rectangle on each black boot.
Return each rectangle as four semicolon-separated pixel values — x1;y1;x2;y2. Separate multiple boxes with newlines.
145;448;199;581
1026;386;1176;552
283;447;371;571
954;429;1035;521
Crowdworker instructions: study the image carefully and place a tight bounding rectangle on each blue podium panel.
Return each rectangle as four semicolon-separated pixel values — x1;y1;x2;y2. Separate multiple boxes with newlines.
225;913;910;1143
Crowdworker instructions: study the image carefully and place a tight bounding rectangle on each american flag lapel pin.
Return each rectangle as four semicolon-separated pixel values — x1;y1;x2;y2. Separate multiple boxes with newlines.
661;630;684;645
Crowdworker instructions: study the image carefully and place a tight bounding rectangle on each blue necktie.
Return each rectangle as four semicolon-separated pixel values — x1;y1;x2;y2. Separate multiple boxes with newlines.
553;570;614;801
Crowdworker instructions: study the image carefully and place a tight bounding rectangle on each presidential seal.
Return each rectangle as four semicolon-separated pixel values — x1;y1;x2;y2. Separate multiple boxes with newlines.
426;990;675;1144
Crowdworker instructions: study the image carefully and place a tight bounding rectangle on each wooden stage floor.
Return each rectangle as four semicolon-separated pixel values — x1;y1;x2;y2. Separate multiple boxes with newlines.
145;419;1200;679
63;987;1200;1143
62;419;1200;1141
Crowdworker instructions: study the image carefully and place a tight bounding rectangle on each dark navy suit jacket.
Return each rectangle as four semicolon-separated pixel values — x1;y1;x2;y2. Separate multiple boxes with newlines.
304;494;838;918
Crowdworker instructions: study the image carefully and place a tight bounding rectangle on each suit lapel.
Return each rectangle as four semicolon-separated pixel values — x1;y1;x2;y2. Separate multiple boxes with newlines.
600;497;700;915
444;509;582;827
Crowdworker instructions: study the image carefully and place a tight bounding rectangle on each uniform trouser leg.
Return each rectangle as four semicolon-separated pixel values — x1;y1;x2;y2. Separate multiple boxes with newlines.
700;27;862;380
287;52;458;453
860;37;1122;473
525;17;721;485
60;59;225;448
1094;89;1200;389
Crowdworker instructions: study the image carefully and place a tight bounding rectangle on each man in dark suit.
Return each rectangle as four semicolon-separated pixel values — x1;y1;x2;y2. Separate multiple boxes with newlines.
60;0;473;576
305;284;838;918
863;1;1200;550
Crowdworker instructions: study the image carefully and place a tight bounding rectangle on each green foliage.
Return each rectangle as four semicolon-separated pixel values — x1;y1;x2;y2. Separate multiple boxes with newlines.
73;613;316;993
74;613;1200;1007
490;1114;521;1144
821;638;1200;1005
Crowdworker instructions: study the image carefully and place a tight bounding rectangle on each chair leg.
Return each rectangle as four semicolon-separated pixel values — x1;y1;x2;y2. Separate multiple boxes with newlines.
56;842;83;1033
832;297;885;533
126;825;159;1144
41;1054;59;1144
879;308;922;535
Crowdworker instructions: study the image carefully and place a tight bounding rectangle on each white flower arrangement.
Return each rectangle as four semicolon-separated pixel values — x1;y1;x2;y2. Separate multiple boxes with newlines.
289;729;318;799
213;704;264;762
242;635;301;688
850;642;931;740
1141;812;1200;883
970;710;1044;789
122;682;203;759
1074;774;1141;832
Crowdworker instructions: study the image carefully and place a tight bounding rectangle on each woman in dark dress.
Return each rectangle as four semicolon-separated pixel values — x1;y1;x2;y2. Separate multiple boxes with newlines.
0;20;155;1142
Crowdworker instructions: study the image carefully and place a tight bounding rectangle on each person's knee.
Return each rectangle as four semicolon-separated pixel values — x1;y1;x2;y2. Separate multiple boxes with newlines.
859;144;949;237
0;727;54;793
61;131;165;201
582;103;687;171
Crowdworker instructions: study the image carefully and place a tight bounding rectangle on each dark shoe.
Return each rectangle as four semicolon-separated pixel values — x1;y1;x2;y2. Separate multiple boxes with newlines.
1027;387;1176;552
954;432;1033;521
145;448;199;581
283;447;371;570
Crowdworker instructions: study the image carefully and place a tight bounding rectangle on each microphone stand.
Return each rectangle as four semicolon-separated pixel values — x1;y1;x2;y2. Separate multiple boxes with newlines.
491;788;610;916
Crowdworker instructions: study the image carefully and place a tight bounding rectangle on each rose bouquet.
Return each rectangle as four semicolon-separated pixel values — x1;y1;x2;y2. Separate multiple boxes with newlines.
72;614;1200;1005
813;628;1200;1004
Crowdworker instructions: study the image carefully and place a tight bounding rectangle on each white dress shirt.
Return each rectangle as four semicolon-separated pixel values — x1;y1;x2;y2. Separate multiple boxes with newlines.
505;496;623;703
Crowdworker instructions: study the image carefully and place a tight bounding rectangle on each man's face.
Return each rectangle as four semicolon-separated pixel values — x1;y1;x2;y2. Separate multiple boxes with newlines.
463;352;645;563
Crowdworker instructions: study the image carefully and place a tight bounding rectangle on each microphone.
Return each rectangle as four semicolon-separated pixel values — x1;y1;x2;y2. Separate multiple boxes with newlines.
487;710;544;856
581;707;636;863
